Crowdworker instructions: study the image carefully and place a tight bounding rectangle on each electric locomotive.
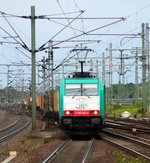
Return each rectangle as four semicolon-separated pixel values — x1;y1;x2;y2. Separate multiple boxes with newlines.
59;71;105;135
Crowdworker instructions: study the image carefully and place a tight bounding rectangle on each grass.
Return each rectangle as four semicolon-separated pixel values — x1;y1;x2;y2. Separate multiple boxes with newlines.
114;150;147;163
106;103;150;118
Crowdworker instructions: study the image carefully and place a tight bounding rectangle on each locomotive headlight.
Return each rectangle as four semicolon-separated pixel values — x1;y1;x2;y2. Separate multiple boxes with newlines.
65;110;73;115
90;110;100;115
94;111;98;115
66;111;70;115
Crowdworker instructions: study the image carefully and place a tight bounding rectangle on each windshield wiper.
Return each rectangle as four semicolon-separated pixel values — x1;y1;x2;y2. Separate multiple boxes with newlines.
82;89;90;98
72;88;90;99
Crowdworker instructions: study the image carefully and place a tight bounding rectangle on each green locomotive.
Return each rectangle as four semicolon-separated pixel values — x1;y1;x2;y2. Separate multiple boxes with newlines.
59;72;105;135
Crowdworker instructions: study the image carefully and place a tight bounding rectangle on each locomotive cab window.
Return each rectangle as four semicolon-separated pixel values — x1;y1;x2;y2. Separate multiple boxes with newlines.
65;83;98;96
65;84;81;96
82;84;98;96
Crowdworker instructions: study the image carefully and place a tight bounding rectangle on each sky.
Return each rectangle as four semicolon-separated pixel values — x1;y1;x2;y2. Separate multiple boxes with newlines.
0;0;150;89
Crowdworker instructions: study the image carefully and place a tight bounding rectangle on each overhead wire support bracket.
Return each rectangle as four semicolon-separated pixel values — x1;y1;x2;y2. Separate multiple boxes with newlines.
0;12;30;51
42;16;125;20
38;11;85;52
0;10;126;53
37;18;125;52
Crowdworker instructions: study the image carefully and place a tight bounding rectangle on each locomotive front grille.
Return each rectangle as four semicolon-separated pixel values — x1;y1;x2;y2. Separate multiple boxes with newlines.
62;116;101;127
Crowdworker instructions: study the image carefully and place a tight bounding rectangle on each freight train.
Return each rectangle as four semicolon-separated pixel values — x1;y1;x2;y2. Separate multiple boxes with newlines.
59;72;105;135
23;72;105;135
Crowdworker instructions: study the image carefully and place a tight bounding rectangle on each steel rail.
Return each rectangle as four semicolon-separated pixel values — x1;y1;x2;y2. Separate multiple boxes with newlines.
0;116;30;142
105;121;150;133
103;129;150;148
81;138;95;163
0;116;19;132
107;129;150;142
106;119;150;127
42;138;95;163
42;138;71;163
102;135;150;161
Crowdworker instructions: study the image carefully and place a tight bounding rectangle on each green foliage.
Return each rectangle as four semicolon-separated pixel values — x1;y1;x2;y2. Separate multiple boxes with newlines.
106;105;144;118
117;151;126;163
133;102;143;108
109;82;136;99
0;86;29;102
115;151;147;163
108;82;149;100
112;104;122;109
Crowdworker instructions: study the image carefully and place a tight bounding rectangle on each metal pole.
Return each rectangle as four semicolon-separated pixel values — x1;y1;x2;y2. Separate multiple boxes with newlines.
48;41;54;111
126;77;128;99
145;23;150;112
102;52;105;83
31;6;37;135
109;43;112;105
142;23;146;116
22;77;24;101
119;50;124;101
122;53;125;100
135;47;139;102
96;60;99;77
47;49;50;112
90;59;93;72
7;65;10;104
42;56;46;113
118;65;121;104
79;61;85;75
51;48;54;110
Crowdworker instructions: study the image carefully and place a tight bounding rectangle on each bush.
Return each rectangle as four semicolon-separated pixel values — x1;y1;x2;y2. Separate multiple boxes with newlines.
112;104;122;110
134;102;143;108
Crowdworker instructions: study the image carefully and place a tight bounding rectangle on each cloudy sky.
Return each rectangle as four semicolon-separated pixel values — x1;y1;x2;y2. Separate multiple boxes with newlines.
0;0;150;88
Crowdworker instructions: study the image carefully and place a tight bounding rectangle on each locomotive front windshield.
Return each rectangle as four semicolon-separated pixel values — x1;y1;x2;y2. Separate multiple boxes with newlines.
65;83;98;96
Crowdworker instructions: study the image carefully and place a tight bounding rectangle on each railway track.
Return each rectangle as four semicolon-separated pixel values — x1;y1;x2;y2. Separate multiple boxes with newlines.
0;114;30;142
101;129;150;161
105;119;150;133
42;137;95;163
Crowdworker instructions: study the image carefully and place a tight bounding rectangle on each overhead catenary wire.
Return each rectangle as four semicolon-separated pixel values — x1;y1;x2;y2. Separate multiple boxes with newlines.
0;12;29;51
0;5;143;72
0;51;12;63
99;25;142;50
56;0;82;43
15;47;31;60
91;2;150;51
53;45;97;71
0;25;30;51
53;45;83;70
0;2;149;92
38;11;82;17
47;18;84;33
126;3;150;19
73;0;81;11
15;47;42;69
0;34;31;66
0;9;126;54
38;18;125;52
0;26;19;44
43;16;126;20
0;11;24;18
49;10;84;41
